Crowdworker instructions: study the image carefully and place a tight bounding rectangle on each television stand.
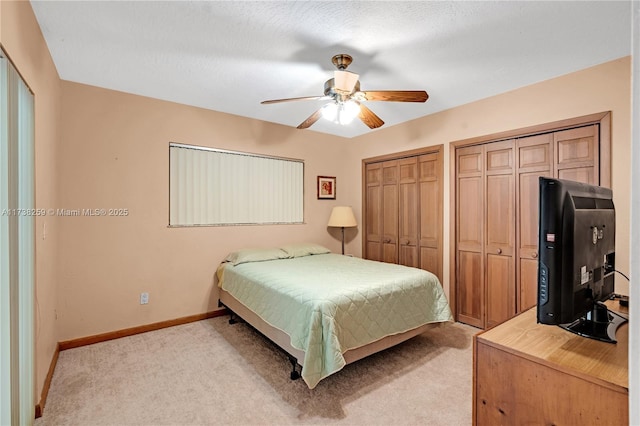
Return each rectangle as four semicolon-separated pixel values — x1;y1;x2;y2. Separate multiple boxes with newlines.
560;301;628;343
473;301;628;425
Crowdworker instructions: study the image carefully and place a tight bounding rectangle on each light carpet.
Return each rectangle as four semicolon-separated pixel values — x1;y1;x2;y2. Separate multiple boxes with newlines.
35;316;477;425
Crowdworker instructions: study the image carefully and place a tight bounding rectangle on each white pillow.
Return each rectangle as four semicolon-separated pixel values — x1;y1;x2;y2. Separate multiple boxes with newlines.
224;247;290;266
279;243;331;258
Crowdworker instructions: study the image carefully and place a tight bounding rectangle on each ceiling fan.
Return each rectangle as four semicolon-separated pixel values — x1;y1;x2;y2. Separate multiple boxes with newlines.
261;54;429;130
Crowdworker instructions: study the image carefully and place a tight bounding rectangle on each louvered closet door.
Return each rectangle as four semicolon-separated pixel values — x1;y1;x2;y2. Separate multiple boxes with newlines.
456;145;485;328
382;160;399;264
398;157;419;267
516;134;553;313
419;152;442;282
365;163;383;261
485;140;516;328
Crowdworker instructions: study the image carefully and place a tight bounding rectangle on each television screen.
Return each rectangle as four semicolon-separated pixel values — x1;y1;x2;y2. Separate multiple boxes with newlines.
537;177;627;343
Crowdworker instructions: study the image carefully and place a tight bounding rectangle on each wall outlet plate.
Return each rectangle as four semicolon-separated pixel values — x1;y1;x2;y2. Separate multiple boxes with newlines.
140;292;149;305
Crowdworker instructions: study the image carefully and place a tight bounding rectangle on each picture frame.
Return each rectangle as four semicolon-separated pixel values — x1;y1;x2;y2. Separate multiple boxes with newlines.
317;176;336;200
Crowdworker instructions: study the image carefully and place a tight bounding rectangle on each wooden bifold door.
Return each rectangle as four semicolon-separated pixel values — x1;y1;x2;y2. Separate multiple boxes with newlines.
453;113;610;329
363;146;443;283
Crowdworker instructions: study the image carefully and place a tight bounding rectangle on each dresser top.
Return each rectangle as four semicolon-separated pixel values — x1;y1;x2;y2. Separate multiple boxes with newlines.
476;301;628;392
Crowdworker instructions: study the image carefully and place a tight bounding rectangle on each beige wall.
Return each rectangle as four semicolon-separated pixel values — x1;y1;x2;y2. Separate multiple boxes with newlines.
56;82;351;341
59;57;631;341
0;0;62;407
347;57;632;299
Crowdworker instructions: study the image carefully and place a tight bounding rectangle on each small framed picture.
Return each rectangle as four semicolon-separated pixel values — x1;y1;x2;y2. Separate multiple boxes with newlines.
317;176;336;200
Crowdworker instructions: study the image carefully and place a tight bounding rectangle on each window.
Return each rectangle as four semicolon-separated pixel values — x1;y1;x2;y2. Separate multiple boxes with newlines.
169;143;304;226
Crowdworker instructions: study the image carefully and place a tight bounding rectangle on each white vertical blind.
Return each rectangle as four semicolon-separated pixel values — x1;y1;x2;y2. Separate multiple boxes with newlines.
169;144;304;226
0;54;35;425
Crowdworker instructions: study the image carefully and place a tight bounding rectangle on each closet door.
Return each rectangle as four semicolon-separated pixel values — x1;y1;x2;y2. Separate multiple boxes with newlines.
516;134;553;313
398;157;419;267
555;125;599;184
381;160;399;264
456;145;484;328
365;163;383;261
419;152;442;282
453;116;609;329
364;146;443;281
485;140;516;328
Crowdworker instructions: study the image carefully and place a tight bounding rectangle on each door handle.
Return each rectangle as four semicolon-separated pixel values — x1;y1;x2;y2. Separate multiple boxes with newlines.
532;252;538;259
497;248;502;254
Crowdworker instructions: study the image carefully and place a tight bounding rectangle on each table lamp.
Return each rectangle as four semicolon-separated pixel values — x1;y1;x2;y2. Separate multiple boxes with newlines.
327;206;357;254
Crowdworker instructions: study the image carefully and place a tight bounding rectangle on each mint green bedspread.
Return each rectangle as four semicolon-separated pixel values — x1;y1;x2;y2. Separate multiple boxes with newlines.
217;253;453;388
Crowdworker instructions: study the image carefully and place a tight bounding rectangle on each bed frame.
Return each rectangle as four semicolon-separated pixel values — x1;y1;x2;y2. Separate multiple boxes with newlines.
218;288;442;381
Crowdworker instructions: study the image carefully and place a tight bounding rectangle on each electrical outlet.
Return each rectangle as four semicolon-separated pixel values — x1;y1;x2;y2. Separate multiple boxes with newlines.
140;292;149;305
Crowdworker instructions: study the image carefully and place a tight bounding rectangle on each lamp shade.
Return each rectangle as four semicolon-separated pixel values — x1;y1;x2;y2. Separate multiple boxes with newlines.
334;70;360;93
327;206;357;228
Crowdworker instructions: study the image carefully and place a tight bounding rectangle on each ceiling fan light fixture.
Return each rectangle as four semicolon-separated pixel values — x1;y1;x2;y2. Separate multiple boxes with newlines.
334;70;359;93
339;100;360;125
321;101;360;125
261;54;427;131
321;102;338;121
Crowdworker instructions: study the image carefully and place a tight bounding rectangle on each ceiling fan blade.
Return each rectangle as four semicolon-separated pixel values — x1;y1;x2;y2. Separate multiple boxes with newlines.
334;70;360;93
296;108;323;129
261;95;328;105
358;104;385;129
359;90;429;102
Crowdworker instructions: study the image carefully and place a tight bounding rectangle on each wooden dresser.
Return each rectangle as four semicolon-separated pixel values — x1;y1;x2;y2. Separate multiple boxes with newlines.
473;301;628;425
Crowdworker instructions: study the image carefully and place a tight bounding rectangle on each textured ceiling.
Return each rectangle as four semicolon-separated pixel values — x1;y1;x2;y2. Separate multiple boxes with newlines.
30;1;632;138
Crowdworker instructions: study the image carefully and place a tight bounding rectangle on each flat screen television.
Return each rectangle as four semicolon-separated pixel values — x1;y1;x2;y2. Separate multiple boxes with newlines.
537;177;627;343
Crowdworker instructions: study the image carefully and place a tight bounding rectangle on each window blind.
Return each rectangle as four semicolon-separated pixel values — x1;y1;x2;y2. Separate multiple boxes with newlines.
169;143;304;226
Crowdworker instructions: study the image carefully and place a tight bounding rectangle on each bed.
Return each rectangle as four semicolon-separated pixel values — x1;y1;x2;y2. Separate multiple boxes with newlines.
216;243;453;389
